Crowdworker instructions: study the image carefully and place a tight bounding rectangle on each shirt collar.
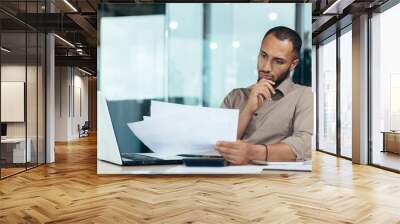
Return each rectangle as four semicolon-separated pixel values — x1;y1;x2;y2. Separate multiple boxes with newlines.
275;76;294;96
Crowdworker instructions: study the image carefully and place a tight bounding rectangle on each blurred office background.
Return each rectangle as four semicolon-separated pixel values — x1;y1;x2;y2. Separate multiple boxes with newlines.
99;3;311;107
98;3;312;154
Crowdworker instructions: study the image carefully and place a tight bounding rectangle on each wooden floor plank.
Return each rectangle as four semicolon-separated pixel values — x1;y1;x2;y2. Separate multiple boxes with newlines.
1;134;400;223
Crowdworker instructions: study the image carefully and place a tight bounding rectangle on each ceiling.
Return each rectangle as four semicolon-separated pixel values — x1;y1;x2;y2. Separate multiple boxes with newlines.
0;0;391;75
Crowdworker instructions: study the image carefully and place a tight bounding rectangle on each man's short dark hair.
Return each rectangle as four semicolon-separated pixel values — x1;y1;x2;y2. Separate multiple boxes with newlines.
263;26;302;59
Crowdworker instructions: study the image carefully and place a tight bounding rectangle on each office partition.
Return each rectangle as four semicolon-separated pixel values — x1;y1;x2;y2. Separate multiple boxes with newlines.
0;0;47;179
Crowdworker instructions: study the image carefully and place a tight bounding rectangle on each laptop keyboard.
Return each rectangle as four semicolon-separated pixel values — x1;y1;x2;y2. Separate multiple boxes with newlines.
122;153;163;161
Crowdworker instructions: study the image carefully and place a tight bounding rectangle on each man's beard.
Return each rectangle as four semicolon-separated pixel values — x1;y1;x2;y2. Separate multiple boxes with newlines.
257;68;291;87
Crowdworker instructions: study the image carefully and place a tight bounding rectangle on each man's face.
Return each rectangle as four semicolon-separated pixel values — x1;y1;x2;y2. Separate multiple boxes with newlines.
257;34;299;86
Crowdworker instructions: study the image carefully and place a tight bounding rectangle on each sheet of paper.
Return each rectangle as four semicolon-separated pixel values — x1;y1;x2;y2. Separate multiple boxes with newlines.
250;162;311;172
251;161;312;165
150;100;236;119
251;161;312;171
127;101;239;156
261;164;312;172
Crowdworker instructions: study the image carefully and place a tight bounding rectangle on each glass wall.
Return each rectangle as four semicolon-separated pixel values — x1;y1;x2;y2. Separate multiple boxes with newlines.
0;1;46;179
202;4;296;107
317;36;337;154
339;27;352;158
316;26;353;159
100;3;301;106
99;3;311;154
1;30;28;178
371;3;400;171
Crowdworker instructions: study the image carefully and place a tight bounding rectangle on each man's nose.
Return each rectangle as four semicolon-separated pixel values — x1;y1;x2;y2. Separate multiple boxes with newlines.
262;59;272;72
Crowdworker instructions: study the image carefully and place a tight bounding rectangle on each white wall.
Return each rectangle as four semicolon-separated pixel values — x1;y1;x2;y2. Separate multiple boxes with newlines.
72;73;89;138
1;66;26;134
1;64;46;163
55;67;89;141
1;65;42;138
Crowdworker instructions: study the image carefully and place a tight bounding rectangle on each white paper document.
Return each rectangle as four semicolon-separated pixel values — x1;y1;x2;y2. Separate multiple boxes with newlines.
260;163;312;172
252;160;312;171
127;101;239;156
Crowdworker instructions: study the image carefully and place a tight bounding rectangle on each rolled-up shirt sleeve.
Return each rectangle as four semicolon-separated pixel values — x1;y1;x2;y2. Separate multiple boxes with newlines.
281;88;314;161
220;89;241;109
220;93;232;109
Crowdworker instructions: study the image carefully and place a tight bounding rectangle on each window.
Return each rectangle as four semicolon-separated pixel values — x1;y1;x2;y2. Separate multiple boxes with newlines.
371;3;400;171
339;28;352;158
317;36;337;154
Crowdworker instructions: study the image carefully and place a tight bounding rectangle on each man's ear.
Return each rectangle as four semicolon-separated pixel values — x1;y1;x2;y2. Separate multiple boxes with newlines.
290;58;299;71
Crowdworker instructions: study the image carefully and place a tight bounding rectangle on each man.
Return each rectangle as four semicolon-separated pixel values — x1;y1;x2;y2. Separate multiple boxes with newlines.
215;26;313;165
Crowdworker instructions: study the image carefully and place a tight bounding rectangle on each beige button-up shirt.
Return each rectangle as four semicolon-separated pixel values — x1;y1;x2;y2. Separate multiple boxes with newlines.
221;77;313;161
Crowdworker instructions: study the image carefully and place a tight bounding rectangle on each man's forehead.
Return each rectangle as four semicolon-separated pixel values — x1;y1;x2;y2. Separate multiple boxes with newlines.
260;35;295;58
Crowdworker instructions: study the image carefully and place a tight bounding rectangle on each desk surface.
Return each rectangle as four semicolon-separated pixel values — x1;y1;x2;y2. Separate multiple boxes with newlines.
97;160;312;175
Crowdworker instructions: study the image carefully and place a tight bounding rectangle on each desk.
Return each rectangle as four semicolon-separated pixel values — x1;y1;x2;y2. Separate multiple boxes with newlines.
97;160;312;175
381;131;400;154
1;138;31;163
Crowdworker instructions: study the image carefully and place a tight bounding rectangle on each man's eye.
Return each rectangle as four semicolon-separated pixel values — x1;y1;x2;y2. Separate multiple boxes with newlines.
276;60;284;64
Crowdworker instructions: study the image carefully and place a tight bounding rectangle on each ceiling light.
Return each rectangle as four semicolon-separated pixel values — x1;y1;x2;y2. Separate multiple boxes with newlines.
322;0;354;14
1;47;11;53
169;21;178;30
268;12;277;21
54;34;75;48
78;67;92;76
232;41;240;49
63;0;78;12
209;42;218;50
323;0;341;14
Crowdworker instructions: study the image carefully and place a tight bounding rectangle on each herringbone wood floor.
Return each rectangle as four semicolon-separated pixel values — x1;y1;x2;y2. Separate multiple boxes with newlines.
1;134;400;224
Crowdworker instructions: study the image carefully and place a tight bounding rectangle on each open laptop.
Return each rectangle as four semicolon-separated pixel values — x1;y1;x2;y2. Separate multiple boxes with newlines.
98;131;184;166
97;92;185;166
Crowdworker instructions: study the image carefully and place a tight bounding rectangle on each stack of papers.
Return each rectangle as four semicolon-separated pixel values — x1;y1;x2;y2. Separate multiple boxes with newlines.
127;101;239;157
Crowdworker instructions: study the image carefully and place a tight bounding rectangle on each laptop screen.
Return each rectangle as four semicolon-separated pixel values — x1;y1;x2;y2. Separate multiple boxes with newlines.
107;97;199;155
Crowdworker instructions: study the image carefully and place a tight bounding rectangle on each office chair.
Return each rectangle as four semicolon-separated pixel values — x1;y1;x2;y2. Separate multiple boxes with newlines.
79;121;90;138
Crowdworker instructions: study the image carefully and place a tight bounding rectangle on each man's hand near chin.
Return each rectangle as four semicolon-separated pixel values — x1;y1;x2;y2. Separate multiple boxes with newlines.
214;141;267;165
